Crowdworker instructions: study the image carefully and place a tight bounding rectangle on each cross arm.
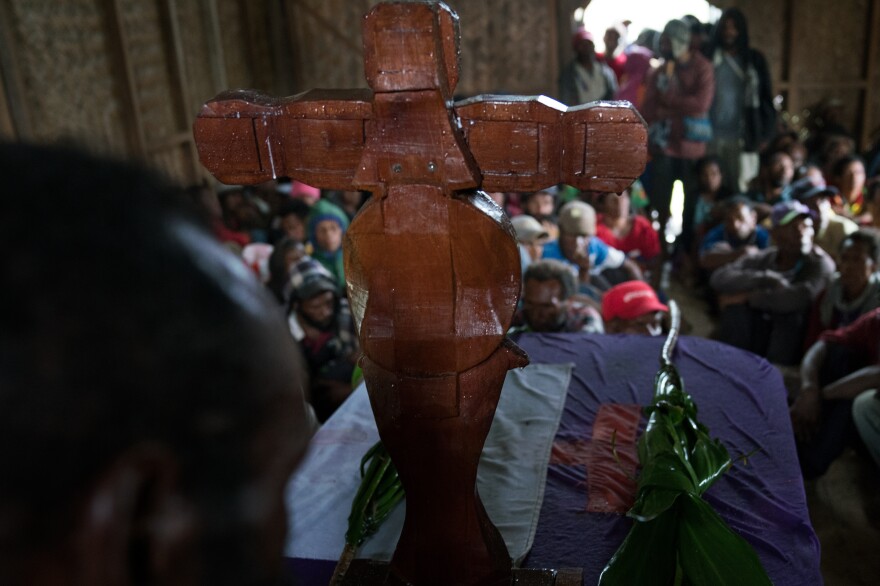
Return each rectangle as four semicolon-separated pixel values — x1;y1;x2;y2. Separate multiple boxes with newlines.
193;88;372;189
455;97;647;194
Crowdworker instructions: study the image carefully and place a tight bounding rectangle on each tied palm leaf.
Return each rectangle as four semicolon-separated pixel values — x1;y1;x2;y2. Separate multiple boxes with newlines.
331;441;404;584
599;301;771;586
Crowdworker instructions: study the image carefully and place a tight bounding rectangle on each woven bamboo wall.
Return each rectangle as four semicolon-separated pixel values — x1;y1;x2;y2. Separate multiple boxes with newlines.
177;1;217;123
0;0;286;184
285;0;560;98
5;0;128;152
2;0;878;182
732;0;879;150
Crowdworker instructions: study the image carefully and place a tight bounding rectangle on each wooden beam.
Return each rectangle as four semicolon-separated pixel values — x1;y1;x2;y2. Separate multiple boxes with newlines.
158;0;202;182
548;0;559;101
0;1;32;138
146;130;193;152
783;0;799;117
238;0;259;87
0;69;14;139
268;0;296;95
777;80;868;91
861;0;880;151
104;0;147;158
288;0;361;54
201;0;228;93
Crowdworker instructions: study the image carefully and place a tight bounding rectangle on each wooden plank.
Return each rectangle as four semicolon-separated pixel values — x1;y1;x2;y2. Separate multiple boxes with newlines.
547;0;559;101
201;0;228;93
0;53;17;139
105;0;147;157
861;0;880;151
158;0;201;182
0;0;31;138
267;0;296;95
146;131;192;152
238;0;258;86
777;80;868;91
783;0;799;116
289;0;362;54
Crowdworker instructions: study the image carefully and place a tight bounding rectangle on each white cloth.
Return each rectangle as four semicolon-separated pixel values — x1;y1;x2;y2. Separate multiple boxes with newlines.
284;361;573;564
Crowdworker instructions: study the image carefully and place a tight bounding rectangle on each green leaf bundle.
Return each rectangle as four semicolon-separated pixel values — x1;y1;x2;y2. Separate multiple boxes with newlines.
331;440;404;584
599;301;771;586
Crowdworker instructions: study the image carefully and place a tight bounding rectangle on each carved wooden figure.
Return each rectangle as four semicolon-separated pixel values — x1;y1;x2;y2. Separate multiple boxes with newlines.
193;2;646;584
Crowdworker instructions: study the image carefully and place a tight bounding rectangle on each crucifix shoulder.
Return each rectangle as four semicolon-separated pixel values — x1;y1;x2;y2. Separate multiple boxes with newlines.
193;9;646;195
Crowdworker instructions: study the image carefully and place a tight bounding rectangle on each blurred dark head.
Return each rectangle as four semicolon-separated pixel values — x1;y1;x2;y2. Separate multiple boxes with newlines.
761;150;795;188
723;196;758;241
521;260;577;332
838;230;880;298
0;142;310;586
712;7;750;53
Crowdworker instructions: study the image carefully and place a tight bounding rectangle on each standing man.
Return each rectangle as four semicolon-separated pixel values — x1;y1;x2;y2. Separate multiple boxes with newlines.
559;28;618;107
708;7;777;193
598;22;628;83
642;19;715;254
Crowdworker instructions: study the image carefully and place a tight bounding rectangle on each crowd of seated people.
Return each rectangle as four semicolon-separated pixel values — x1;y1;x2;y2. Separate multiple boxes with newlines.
9;5;880;582
47;6;878;480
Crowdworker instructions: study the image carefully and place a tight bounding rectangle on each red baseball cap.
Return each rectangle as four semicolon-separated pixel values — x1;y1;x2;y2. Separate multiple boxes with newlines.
602;281;668;322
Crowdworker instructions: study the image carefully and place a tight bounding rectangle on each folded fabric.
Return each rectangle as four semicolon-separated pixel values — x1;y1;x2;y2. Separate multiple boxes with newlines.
284;361;573;564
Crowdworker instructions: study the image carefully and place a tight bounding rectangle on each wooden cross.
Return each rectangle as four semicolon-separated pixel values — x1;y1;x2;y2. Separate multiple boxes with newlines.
194;3;646;585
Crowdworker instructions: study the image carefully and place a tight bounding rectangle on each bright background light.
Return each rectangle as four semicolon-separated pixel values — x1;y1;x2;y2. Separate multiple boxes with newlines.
574;0;721;52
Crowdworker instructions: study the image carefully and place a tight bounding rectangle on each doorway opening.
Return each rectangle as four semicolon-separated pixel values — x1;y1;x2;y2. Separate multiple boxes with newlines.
574;0;720;55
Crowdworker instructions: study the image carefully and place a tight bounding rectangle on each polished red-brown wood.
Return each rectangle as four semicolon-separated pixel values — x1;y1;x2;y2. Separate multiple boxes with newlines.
193;2;646;584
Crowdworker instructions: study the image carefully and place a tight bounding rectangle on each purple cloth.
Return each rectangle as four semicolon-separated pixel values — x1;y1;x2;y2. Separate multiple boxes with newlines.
517;333;821;586
285;333;821;585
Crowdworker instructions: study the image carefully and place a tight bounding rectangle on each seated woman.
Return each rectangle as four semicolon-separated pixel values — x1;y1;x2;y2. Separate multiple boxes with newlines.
692;156;732;244
828;155;867;219
859;179;880;229
595;189;661;286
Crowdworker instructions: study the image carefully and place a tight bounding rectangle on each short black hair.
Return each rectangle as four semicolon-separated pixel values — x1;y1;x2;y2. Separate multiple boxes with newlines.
0;142;298;560
842;229;880;264
277;197;311;220
759;148;792;169
524;259;577;300
696;155;722;174
723;195;754;215
830;154;864;178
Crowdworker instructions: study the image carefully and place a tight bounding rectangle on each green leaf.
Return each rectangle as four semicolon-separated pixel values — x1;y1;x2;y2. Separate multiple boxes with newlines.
601;304;771;586
630;487;681;522
638;452;697;493
599;505;680;585
345;441;403;546
689;435;732;495
677;493;772;586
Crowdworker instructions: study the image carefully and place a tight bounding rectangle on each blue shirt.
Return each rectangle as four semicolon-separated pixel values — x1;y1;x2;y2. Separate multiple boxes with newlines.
700;224;770;254
542;237;625;276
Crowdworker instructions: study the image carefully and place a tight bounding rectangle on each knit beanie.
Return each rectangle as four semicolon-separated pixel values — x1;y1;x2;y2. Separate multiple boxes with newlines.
307;199;349;249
